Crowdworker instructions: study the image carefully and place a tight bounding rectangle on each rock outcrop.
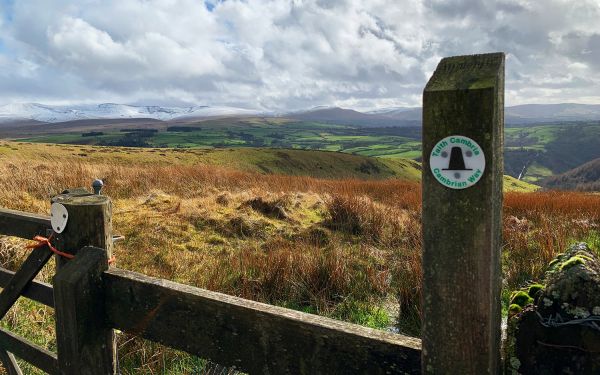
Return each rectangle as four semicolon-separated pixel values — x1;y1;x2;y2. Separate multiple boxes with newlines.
505;243;600;374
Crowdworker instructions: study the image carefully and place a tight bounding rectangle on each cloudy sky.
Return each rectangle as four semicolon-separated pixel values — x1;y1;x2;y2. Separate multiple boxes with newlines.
0;0;599;110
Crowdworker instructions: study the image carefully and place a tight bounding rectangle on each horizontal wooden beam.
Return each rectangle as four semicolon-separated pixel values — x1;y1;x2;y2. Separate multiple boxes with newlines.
104;268;422;375
0;268;54;308
0;327;59;375
0;208;51;240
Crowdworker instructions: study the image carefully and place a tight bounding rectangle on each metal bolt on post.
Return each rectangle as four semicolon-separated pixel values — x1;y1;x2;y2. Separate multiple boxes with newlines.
92;179;104;195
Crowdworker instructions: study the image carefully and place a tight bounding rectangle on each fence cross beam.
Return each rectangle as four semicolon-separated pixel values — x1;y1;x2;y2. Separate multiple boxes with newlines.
0;245;53;319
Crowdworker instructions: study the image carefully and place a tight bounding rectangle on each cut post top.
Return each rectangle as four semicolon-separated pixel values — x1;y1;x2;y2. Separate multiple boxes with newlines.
51;193;110;206
425;52;504;92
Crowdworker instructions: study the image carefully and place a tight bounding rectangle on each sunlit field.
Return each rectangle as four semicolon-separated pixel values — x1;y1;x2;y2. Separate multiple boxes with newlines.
0;144;598;374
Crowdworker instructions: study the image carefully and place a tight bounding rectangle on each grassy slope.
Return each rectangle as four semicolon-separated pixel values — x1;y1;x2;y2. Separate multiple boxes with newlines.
503;175;539;193
0;141;420;180
504;122;600;182
542;157;600;191
0;141;537;191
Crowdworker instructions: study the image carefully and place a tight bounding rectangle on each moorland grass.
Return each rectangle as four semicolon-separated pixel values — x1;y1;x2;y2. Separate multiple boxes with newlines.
0;143;596;374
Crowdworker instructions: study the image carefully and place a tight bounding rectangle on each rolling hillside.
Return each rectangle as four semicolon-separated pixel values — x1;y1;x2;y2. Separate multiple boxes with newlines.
504;122;600;183
288;107;401;127
0;141;537;192
542;158;600;191
6;112;596;186
0;141;421;181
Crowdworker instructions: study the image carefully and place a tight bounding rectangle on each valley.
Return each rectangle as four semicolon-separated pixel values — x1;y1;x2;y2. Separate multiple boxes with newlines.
5;115;600;188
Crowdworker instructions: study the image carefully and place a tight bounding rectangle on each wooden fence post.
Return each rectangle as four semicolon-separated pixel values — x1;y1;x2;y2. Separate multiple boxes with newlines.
422;53;505;374
50;192;113;270
51;192;116;374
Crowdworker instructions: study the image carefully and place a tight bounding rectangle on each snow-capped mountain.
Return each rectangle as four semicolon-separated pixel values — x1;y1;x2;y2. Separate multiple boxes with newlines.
3;102;600;126
0;103;264;123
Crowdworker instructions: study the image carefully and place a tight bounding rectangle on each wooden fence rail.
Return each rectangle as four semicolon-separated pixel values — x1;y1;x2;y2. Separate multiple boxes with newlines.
0;206;422;374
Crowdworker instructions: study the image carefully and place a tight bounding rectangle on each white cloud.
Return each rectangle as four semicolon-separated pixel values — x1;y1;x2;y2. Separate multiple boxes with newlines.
0;0;599;109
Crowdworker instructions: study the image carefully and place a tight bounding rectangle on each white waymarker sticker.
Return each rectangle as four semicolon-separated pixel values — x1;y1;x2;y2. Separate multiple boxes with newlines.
429;135;485;189
50;203;69;233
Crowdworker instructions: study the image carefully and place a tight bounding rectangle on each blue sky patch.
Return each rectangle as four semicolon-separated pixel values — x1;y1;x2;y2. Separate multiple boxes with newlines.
0;0;14;22
205;1;215;12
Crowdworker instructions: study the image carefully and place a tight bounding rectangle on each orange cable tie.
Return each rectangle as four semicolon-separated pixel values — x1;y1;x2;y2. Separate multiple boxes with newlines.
28;234;117;264
27;234;75;259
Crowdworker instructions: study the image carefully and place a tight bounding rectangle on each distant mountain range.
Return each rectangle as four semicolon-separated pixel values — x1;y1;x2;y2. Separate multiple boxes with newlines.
287;107;410;127
1;102;600;126
506;103;600;124
0;103;263;123
288;104;600;127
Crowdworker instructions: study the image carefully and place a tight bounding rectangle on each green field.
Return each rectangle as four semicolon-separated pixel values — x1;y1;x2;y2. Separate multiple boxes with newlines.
14;118;600;184
16;119;423;159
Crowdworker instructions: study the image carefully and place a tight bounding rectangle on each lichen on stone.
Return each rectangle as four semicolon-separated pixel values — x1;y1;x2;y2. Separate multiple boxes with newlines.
569;306;590;319
538;242;600;319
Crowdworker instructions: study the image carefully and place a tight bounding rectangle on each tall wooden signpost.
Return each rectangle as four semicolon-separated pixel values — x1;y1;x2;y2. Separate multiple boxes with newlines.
422;53;504;374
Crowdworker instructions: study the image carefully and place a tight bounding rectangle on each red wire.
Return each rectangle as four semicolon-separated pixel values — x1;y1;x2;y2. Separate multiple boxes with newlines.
27;234;116;264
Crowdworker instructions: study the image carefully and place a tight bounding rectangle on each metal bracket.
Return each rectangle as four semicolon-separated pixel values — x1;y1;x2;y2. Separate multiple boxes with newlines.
50;203;69;234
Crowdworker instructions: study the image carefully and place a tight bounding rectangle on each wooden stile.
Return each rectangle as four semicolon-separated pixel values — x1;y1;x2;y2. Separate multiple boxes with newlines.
0;349;23;375
0;267;54;308
0;56;510;373
0;328;58;374
0;208;51;239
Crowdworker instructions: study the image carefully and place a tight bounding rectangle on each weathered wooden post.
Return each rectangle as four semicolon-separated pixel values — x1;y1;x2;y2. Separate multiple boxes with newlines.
422;53;504;374
51;189;117;374
50;191;113;269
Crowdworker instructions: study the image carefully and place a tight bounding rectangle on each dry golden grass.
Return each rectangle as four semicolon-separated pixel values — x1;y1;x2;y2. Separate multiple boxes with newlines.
503;191;600;289
0;155;422;373
0;152;597;374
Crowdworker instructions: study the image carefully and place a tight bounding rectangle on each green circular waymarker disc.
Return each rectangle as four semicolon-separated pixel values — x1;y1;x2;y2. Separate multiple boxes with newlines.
429;135;485;189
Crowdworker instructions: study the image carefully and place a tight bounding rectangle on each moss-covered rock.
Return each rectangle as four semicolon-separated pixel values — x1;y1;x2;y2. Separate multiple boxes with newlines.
538;243;600;319
510;290;534;308
526;284;544;301
508;303;523;317
504;243;600;374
